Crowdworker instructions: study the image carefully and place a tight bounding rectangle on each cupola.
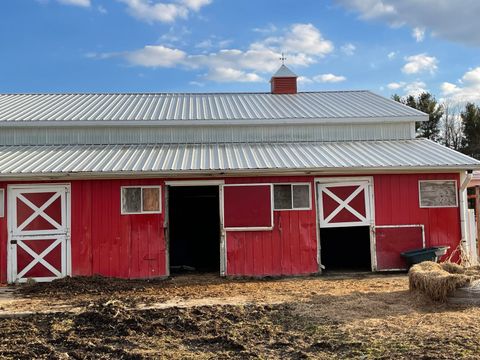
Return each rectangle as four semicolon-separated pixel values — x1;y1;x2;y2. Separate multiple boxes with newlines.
270;64;297;94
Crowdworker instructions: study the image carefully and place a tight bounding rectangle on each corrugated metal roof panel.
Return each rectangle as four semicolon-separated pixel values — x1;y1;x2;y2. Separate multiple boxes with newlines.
0;139;477;176
0;91;425;123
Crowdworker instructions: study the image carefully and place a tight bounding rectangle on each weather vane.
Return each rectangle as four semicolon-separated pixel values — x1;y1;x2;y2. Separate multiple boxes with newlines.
279;52;287;65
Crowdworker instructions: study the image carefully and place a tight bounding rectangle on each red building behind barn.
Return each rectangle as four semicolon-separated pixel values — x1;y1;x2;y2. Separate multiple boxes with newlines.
0;65;478;283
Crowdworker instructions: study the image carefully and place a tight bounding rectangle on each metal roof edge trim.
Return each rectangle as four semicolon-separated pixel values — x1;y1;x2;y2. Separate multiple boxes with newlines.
0;115;426;127
0;165;477;180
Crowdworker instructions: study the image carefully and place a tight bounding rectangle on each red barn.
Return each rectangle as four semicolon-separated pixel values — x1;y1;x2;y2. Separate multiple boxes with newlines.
0;65;478;283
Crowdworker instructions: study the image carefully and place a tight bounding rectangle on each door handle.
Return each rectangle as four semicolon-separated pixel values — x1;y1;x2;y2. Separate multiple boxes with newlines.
10;240;17;245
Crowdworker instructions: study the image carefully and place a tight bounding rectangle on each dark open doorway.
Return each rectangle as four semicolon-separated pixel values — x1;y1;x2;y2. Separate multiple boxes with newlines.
168;186;220;274
320;226;371;271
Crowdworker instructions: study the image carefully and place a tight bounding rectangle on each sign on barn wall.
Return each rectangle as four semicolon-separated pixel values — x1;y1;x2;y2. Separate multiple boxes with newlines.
418;180;458;208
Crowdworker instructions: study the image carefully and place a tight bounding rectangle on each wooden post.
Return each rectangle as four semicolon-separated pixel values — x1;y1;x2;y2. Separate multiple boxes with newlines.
476;186;480;257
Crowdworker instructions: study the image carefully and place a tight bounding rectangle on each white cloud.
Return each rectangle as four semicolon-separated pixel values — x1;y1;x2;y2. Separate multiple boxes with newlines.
57;0;90;6
387;51;397;60
195;39;213;49
282;23;334;56
159;26;191;45
387;80;428;97
206;67;263;82
253;24;278;34
403;81;428;97
337;0;480;46
441;67;480;103
339;0;396;20
189;80;205;86
313;73;347;83
402;53;438;74
180;0;211;11
297;76;313;84
125;45;187;67
341;43;356;56
194;37;232;50
118;0;211;23
412;27;425;42
115;23;334;83
387;82;405;90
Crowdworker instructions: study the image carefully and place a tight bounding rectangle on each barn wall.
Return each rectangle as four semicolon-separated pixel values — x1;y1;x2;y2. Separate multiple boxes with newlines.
224;176;318;276
0;179;167;283
70;179;166;279
0;171;464;282
373;173;461;265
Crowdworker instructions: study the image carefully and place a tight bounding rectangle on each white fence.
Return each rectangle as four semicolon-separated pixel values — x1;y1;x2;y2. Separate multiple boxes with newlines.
467;209;478;265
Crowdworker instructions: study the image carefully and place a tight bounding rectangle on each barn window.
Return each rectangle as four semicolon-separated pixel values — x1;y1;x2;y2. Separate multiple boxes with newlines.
274;184;311;210
419;180;458;208
121;186;161;214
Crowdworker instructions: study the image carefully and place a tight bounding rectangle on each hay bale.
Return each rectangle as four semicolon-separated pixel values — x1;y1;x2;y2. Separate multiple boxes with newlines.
440;261;465;274
408;261;471;301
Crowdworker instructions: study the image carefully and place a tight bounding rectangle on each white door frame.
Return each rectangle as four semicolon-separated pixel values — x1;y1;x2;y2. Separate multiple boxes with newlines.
315;177;377;271
7;183;71;283
164;180;226;276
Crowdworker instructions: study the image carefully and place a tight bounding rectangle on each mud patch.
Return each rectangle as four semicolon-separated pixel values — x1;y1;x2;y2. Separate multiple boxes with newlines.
18;275;168;298
1;297;480;359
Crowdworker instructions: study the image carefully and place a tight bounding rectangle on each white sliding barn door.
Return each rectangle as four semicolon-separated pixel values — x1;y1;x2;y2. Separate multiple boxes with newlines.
8;185;71;283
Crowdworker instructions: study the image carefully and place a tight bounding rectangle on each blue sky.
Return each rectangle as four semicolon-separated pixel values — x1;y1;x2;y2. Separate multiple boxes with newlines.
0;0;479;103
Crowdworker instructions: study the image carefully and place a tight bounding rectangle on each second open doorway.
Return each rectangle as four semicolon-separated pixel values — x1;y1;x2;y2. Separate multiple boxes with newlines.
168;185;221;274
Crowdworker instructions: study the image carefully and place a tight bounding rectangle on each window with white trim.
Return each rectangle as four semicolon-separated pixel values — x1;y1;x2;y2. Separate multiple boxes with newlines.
121;186;161;214
419;180;458;208
273;184;310;210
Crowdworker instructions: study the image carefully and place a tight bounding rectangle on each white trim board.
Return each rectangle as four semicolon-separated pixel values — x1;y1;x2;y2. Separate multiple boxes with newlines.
165;180;225;186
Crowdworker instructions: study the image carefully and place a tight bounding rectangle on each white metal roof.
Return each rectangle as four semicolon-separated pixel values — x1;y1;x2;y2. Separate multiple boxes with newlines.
0;139;476;177
271;65;297;78
0;91;426;125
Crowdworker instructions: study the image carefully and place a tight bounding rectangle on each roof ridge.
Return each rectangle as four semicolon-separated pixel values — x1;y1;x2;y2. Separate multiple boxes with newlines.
0;90;371;96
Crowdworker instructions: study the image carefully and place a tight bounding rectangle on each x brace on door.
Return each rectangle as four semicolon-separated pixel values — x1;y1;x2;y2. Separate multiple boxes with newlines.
318;181;371;228
322;186;367;224
15;192;63;233
15;238;64;279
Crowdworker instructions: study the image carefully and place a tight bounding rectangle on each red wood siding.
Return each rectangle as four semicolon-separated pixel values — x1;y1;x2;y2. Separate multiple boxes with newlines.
375;226;424;270
223;185;272;229
373;173;461;268
224;177;318;276
0;172;464;282
71;179;166;279
271;77;297;94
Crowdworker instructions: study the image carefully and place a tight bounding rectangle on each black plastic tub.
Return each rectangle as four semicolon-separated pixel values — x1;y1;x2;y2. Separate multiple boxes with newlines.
401;247;448;268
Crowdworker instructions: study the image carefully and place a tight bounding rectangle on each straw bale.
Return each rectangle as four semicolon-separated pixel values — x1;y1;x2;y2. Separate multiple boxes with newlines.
409;261;472;301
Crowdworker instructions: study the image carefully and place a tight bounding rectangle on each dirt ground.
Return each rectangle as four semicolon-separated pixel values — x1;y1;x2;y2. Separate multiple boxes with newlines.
0;273;480;359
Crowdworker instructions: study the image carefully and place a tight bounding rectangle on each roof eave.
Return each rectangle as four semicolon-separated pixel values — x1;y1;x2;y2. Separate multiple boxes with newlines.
0;115;427;127
0;165;477;180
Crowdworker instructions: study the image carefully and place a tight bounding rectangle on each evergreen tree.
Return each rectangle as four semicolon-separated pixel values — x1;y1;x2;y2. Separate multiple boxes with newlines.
461;102;480;158
392;92;443;141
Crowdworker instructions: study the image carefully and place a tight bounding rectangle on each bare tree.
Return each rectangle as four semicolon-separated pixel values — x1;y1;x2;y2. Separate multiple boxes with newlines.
442;100;464;150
